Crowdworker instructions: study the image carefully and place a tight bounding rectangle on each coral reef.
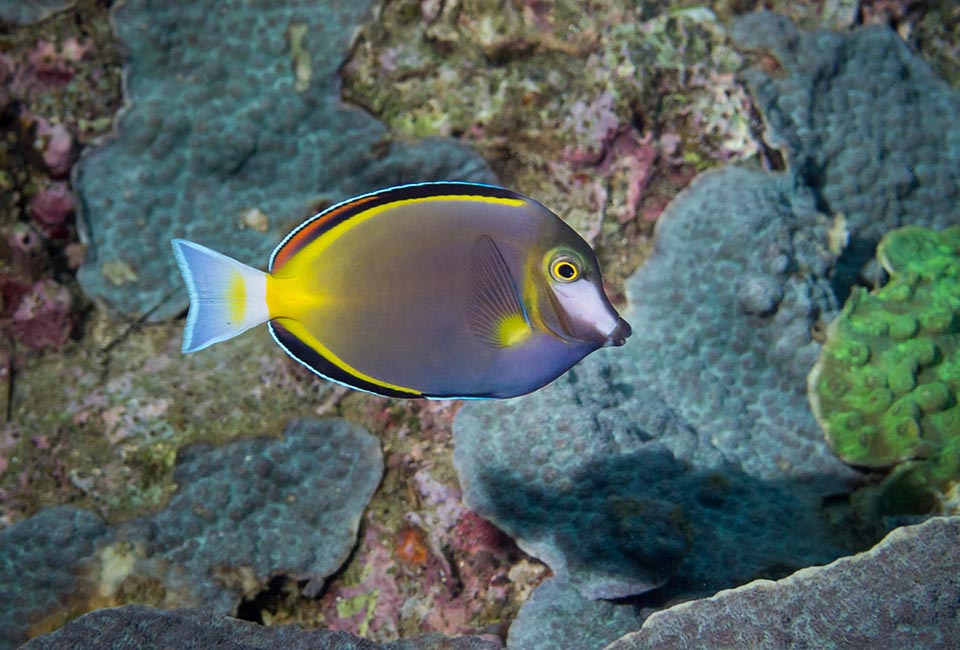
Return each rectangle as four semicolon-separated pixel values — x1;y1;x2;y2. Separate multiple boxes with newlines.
454;167;861;602
0;0;73;26
74;0;493;320
605;516;960;649
0;418;382;649
110;417;384;612
21;605;502;650
507;577;641;650
4;3;960;647
341;1;754;287
732;11;960;250
809;225;960;513
0;506;109;650
455;11;960;608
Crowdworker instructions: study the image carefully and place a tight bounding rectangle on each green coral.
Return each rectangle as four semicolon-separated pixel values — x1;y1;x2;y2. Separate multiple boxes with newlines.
808;225;960;511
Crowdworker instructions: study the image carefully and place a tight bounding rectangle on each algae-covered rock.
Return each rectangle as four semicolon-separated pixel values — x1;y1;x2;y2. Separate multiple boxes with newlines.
808;225;960;509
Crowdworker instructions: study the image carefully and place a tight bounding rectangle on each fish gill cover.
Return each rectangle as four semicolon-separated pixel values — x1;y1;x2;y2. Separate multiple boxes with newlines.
73;0;493;320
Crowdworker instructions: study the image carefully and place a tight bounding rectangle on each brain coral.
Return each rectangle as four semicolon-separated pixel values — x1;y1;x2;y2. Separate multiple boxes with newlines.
75;0;493;319
808;225;960;511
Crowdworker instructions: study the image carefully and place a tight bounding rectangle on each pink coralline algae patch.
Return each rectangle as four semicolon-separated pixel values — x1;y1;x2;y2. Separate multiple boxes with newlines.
2;37;92;101
3;279;73;353
29;182;74;238
30;116;75;179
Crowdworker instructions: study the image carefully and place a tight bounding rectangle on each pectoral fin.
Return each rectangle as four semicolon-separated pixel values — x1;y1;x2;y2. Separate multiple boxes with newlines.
468;235;532;348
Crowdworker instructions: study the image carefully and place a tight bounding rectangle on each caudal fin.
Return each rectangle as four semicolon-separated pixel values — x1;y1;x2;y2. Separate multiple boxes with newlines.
171;239;269;353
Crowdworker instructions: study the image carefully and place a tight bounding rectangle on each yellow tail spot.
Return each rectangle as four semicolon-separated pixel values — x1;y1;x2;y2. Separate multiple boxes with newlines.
498;313;532;347
227;273;247;323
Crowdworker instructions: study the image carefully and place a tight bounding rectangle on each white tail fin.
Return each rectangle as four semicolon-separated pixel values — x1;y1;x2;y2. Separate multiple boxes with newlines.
171;239;269;353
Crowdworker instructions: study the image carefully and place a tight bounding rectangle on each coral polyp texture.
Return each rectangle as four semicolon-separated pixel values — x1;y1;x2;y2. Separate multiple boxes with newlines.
116;417;384;612
454;167;861;604
75;0;492;320
454;13;960;607
0;418;382;650
21;605;502;650
0;507;110;650
605;516;960;650
731;12;960;246
808;225;960;506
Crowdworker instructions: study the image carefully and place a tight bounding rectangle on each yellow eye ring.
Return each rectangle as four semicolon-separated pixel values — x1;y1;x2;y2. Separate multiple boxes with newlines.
550;259;580;282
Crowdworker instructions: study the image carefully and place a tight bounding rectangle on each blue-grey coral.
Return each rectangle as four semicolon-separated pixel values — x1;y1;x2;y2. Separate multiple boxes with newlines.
605;516;960;650
117;417;383;611
0;0;72;25
507;578;641;650
21;605;502;650
75;0;493;319
0;418;381;647
0;507;110;650
454;166;862;602
454;13;960;605
731;11;960;247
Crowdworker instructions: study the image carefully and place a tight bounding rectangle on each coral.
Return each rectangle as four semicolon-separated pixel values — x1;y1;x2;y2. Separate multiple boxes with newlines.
453;167;861;602
0;506;110;650
507;578;641;650
605;516;960;649
731;12;960;249
29;182;74;238
114;417;384;613
0;418;382;647
5;278;74;352
21;605;503;650
74;0;493;320
808;225;960;511
0;0;73;26
33;117;74;178
454;13;960;605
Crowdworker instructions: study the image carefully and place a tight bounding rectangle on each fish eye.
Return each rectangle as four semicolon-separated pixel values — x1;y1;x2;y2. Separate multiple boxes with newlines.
550;258;580;282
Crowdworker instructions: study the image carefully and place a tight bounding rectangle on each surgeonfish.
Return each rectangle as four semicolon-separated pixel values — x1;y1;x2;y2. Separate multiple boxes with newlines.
171;182;631;399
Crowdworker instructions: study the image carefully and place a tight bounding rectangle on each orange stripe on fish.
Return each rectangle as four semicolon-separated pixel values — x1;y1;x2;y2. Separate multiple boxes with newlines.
270;194;380;271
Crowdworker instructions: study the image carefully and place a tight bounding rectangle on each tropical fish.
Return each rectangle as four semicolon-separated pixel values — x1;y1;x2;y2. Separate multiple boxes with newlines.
171;182;630;399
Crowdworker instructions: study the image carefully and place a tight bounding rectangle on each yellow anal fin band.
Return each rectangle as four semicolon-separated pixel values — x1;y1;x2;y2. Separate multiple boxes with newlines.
271;317;422;398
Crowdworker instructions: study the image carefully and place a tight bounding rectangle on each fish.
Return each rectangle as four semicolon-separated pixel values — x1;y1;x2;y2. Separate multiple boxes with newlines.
171;181;631;399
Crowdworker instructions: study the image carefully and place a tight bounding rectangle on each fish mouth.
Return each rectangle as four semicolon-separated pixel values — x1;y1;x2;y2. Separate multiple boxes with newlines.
603;317;632;347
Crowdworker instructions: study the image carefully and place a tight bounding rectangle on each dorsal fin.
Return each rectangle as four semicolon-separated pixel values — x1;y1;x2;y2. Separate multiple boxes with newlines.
468;235;532;348
269;182;526;272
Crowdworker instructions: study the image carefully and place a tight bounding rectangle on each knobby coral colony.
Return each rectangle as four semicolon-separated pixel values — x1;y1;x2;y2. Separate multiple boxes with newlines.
808;225;960;512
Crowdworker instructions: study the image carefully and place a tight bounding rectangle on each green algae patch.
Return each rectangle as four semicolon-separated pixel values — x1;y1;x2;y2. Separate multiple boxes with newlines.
809;225;960;510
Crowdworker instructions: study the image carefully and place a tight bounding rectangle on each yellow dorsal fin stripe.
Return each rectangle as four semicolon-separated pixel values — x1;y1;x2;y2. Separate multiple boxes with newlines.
273;195;526;279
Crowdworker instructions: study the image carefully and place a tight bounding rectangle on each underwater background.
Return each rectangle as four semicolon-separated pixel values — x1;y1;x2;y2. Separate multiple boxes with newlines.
1;0;958;648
